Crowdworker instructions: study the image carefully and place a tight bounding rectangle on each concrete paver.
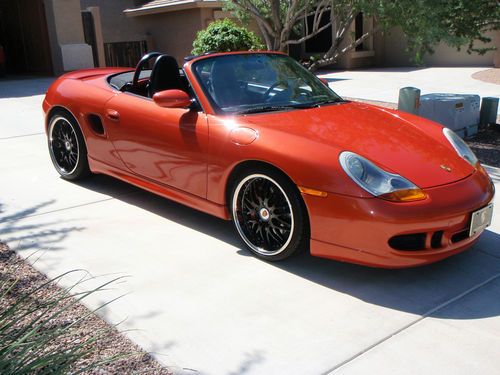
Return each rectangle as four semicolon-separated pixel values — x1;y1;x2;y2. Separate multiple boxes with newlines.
1;77;499;375
0;77;54;138
333;277;500;375
318;67;500;114
0;134;139;218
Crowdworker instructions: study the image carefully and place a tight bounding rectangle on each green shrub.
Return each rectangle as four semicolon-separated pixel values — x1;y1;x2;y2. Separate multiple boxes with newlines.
192;18;264;55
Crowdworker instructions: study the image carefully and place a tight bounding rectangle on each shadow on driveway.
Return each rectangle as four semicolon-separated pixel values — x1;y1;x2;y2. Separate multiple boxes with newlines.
72;174;500;321
0;76;55;98
0;201;85;252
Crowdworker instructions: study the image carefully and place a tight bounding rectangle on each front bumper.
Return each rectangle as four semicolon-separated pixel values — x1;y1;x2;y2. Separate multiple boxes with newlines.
304;166;495;268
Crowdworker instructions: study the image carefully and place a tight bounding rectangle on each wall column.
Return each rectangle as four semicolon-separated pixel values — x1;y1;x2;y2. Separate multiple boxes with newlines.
44;0;94;73
86;6;106;67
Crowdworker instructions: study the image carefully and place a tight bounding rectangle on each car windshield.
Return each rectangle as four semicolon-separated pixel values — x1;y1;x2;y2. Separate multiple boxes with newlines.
192;53;344;114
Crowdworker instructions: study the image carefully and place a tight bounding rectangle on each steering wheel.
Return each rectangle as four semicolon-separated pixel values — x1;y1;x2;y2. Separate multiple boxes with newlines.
263;81;285;101
132;52;163;91
264;79;303;103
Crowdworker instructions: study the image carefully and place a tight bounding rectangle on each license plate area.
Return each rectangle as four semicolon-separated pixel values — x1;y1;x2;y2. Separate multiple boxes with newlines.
469;203;494;237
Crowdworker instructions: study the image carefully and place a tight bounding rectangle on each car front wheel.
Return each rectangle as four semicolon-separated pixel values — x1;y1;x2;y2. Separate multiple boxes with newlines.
231;169;308;261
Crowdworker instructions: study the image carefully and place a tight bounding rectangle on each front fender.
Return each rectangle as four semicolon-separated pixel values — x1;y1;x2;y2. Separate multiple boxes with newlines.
206;114;370;205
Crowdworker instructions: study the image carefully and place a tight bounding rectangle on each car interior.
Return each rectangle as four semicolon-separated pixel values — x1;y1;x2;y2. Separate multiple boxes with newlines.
108;52;340;114
108;52;191;99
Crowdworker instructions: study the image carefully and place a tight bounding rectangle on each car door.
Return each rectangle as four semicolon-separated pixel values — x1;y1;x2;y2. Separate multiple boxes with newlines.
103;92;208;198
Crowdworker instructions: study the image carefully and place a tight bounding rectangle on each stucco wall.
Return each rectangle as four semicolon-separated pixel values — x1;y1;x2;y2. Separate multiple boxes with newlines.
133;9;207;64
213;10;263;42
80;0;146;43
45;0;93;73
43;0;64;74
51;0;86;44
79;1;218;64
383;27;499;67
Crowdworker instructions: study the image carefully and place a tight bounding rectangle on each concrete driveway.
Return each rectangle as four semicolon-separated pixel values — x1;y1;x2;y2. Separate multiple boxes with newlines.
318;67;500;114
1;77;500;375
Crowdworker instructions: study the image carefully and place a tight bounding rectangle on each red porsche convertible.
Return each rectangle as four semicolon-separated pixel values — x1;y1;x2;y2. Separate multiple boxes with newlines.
42;51;495;267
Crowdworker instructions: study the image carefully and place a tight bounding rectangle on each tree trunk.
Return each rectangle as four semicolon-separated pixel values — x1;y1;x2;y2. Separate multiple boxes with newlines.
308;28;381;71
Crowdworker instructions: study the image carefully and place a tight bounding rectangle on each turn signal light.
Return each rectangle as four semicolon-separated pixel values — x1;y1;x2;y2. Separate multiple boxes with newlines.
298;186;328;197
379;188;427;202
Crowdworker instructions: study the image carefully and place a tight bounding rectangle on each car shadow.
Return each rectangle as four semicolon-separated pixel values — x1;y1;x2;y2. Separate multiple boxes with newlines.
0;76;55;98
69;174;500;320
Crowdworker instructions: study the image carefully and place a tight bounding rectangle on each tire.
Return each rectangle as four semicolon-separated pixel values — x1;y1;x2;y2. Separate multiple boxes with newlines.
230;168;308;261
47;111;91;180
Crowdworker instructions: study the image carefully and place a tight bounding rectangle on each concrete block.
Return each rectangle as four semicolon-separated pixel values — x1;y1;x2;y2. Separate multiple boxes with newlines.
60;43;94;71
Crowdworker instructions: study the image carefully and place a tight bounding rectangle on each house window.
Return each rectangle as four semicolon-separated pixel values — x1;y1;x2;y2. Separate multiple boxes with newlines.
352;12;374;54
355;12;364;51
304;12;332;53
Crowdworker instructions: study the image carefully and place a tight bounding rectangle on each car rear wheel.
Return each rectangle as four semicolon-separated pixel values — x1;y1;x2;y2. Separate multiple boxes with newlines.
48;112;90;180
231;169;308;261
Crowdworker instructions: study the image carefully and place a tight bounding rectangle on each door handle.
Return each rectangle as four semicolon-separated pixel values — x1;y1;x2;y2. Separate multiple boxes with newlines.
106;109;120;122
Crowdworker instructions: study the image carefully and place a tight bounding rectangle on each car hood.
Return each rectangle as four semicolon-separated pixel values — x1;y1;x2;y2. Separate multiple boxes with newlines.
237;102;475;189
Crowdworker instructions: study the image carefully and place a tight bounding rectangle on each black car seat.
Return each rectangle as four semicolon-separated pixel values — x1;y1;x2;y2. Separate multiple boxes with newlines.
147;55;183;98
210;59;243;109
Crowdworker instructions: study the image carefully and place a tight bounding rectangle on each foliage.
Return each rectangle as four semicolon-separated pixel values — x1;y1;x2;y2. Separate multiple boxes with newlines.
0;261;127;374
399;0;500;60
192;18;264;55
223;0;500;70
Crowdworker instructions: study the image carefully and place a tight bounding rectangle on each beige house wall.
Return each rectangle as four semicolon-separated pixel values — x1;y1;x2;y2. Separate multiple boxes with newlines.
44;0;93;73
383;27;499;67
86;6;106;67
322;15;379;69
43;0;64;74
81;0;146;43
133;9;206;64
212;10;263;40
80;1;224;65
51;0;86;44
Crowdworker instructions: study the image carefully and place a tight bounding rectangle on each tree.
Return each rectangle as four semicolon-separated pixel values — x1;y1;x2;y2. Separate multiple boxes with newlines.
192;18;264;55
224;0;500;70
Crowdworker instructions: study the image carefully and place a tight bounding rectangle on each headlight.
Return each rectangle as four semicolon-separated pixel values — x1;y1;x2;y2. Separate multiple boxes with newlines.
339;151;427;202
442;128;478;166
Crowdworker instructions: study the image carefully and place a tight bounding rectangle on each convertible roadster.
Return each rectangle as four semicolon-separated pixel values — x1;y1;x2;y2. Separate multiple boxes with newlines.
43;51;495;267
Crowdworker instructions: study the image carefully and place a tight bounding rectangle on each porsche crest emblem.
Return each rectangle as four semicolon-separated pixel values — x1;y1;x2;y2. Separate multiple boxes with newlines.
440;164;452;172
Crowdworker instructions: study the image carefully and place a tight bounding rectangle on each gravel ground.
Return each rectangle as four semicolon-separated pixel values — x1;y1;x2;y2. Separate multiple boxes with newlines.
472;68;500;85
467;125;500;167
346;97;500;168
0;243;171;375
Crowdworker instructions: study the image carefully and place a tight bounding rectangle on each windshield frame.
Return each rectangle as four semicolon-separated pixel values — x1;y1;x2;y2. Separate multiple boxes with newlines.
190;52;344;116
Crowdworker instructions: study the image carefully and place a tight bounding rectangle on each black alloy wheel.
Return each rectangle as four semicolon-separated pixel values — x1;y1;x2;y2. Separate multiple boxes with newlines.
231;169;308;261
48;111;90;180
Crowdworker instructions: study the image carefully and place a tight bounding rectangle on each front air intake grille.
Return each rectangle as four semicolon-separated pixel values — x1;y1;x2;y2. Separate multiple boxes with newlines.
431;231;444;249
451;229;469;244
389;233;427;251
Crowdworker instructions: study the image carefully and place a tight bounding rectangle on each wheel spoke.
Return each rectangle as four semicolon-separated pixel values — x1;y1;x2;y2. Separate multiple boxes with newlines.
268;226;283;243
264;227;273;247
243;196;258;210
271;216;291;229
